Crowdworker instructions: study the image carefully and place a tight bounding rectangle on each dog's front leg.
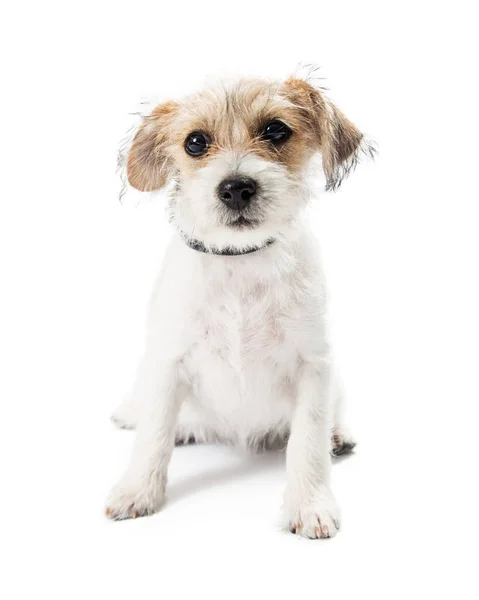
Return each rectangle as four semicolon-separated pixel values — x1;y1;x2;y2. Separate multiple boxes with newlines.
283;359;340;538
105;358;184;520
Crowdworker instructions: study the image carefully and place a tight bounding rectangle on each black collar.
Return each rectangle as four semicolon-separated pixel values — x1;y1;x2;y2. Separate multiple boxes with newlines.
181;234;275;256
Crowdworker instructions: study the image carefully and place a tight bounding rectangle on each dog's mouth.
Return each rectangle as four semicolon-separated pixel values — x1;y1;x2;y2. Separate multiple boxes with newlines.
218;195;268;230
228;215;260;229
224;208;265;230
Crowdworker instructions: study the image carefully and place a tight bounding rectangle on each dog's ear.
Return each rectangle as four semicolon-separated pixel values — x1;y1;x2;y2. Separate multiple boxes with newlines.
127;101;178;191
284;77;373;190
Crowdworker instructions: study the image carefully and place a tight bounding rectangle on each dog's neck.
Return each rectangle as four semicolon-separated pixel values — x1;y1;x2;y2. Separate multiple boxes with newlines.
180;232;275;256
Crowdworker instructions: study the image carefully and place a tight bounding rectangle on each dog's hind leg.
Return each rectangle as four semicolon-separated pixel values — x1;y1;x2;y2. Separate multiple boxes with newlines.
331;378;356;456
174;402;222;445
111;395;141;430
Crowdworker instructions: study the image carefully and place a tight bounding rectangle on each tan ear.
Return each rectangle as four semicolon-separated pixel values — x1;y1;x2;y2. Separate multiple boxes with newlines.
127;101;178;191
284;77;373;190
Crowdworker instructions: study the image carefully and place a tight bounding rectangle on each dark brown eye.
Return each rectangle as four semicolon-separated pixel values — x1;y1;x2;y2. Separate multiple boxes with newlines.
261;120;292;144
185;131;210;157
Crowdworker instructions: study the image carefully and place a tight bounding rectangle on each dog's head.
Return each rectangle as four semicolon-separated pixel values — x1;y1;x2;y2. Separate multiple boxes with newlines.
124;76;373;251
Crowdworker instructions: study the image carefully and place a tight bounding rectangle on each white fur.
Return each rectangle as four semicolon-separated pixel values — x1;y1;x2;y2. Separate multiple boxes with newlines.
172;153;310;251
106;100;356;538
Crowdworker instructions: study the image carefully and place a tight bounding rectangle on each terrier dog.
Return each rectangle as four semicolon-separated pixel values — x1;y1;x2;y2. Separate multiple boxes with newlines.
106;74;374;538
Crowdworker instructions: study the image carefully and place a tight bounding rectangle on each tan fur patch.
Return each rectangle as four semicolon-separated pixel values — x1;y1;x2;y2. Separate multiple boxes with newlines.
127;101;178;191
283;77;364;189
127;77;366;192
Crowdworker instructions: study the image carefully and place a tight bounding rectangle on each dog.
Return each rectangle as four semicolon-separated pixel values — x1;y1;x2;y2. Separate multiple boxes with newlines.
105;73;374;538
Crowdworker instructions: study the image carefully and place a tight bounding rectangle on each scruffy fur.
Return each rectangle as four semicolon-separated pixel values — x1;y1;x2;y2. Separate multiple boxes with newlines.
106;74;374;538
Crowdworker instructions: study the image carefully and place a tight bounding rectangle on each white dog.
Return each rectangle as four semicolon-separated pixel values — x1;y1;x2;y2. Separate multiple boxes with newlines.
106;74;374;538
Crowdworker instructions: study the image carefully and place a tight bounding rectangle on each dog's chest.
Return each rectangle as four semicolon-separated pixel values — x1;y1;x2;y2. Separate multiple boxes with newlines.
201;277;300;368
181;271;308;427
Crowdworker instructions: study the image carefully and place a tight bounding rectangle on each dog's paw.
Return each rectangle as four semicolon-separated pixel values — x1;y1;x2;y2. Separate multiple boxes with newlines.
332;427;356;456
105;475;165;521
283;486;340;539
110;399;139;430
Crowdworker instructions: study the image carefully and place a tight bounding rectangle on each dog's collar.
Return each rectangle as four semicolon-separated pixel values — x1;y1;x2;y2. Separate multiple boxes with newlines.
181;233;275;256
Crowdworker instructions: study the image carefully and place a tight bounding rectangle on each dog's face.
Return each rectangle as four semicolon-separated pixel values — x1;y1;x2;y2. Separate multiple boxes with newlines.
126;77;370;250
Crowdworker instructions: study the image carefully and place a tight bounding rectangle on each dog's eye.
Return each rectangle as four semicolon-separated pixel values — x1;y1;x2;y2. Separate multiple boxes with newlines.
185;131;210;157
261;120;292;144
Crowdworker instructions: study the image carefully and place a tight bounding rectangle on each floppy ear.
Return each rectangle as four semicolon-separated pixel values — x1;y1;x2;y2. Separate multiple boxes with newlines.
284;77;374;190
127;100;178;191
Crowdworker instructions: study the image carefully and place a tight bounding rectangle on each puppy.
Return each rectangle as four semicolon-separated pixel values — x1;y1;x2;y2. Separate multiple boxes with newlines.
106;74;374;538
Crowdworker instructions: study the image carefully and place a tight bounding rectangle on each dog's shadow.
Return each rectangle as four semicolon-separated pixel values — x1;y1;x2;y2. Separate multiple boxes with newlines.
167;446;353;505
167;447;285;505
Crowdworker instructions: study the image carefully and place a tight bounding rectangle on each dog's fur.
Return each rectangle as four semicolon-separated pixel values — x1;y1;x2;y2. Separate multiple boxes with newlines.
106;74;374;538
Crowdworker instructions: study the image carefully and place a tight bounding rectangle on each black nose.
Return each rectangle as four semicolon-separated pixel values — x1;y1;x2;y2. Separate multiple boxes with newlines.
217;177;257;210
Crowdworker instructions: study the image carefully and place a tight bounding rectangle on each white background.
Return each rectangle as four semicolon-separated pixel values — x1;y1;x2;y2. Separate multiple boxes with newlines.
1;1;478;598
